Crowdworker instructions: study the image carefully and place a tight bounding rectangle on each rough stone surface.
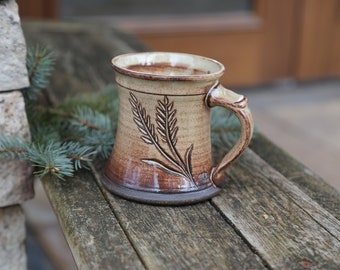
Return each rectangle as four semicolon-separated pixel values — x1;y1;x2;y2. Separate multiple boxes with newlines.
0;91;33;207
0;205;27;270
0;0;29;91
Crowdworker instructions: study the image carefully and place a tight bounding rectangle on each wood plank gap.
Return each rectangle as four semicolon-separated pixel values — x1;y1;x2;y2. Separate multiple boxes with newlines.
241;150;340;241
88;162;149;270
250;134;340;219
212;148;340;268
209;200;273;270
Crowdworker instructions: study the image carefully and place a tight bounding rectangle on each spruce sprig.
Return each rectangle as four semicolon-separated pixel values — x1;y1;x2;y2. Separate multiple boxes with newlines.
62;106;115;159
24;46;55;100
70;106;112;133
0;46;117;180
0;136;28;160
0;137;95;179
26;142;75;179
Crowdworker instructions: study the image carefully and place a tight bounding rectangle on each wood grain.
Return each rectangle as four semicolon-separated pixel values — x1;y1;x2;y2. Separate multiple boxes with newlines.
212;148;340;269
17;0;59;19
329;1;340;77
42;170;144;270
255;0;301;81
250;134;340;219
295;0;339;80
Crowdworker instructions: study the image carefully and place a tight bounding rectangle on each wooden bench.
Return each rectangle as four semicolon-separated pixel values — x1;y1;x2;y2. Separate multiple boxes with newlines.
23;21;340;269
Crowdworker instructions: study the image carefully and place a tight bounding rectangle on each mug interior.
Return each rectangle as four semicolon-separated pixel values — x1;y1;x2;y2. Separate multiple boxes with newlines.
112;52;225;81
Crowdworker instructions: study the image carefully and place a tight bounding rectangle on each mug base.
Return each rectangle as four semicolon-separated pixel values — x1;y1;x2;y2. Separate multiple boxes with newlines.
101;174;221;205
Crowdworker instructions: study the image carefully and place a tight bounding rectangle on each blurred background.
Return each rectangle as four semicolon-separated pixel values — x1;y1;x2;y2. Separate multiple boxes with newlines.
16;0;340;87
16;1;339;269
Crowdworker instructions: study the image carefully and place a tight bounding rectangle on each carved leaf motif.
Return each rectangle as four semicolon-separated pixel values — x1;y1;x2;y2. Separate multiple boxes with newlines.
141;159;184;178
184;144;194;175
129;92;197;186
129;92;158;144
156;97;178;145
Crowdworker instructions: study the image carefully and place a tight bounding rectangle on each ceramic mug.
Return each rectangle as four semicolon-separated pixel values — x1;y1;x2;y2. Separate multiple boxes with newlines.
103;52;254;205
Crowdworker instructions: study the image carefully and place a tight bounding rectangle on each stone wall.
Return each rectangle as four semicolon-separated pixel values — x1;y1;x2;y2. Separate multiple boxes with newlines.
0;1;34;269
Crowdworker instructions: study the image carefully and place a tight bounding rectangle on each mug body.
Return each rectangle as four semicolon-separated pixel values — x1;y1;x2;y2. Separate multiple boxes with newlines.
103;52;225;204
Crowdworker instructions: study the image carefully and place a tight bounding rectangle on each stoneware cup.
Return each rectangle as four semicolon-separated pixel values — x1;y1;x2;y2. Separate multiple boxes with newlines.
103;52;254;205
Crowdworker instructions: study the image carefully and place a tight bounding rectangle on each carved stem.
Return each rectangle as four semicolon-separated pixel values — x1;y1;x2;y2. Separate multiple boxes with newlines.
162;97;194;181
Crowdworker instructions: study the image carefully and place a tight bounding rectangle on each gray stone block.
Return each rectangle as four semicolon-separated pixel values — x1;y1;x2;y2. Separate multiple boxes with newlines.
0;205;27;270
0;0;29;91
0;91;33;207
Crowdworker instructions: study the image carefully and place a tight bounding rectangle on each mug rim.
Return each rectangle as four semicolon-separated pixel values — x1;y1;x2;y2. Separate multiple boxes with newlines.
111;52;225;81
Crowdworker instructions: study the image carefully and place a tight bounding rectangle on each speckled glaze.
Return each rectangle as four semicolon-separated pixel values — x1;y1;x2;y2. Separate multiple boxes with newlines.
103;52;254;205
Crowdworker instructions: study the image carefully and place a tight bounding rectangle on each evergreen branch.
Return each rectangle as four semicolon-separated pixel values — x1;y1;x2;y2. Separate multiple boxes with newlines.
0;136;28;159
27;105;115;159
24;46;55;100
29;124;61;145
61;84;119;112
80;130;114;159
24;142;74;179
1;46;117;180
62;141;95;170
28;105;113;135
0;137;95;179
69;106;113;134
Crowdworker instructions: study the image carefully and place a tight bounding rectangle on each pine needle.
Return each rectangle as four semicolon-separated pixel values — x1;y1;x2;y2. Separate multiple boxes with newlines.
0;136;28;160
26;142;74;179
24;45;55;100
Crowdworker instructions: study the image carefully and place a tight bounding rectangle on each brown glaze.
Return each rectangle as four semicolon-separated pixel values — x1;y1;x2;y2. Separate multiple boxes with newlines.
103;52;254;205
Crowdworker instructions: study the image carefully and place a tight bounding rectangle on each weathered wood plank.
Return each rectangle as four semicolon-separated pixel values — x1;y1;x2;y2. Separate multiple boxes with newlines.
42;170;144;270
212;148;340;269
91;162;267;270
250;133;340;219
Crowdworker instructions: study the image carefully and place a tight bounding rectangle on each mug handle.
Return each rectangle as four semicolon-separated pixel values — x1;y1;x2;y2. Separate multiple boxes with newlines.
205;83;254;187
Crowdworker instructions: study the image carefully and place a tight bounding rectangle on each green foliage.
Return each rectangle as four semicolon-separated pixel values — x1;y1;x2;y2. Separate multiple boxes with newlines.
22;88;118;178
0;137;94;179
0;46;117;180
24;46;55;100
0;136;28;160
25;142;75;179
61;106;115;159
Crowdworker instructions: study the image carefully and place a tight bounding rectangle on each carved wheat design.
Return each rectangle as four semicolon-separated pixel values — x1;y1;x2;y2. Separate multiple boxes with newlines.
129;92;196;185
